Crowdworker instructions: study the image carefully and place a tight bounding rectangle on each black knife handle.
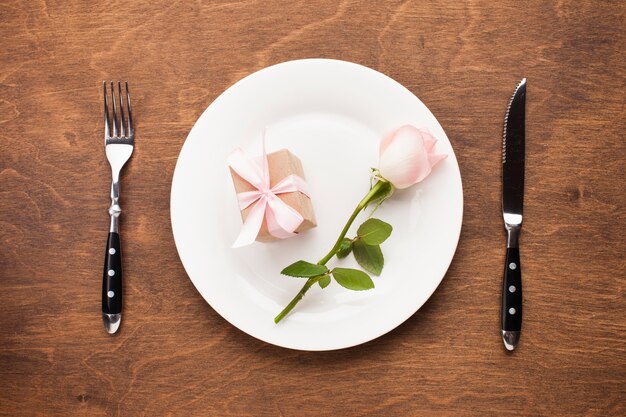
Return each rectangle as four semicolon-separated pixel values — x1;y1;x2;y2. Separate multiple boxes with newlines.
102;232;123;314
501;247;522;331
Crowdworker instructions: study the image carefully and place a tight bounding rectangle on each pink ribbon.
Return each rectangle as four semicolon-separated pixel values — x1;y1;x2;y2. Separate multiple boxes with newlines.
228;131;311;248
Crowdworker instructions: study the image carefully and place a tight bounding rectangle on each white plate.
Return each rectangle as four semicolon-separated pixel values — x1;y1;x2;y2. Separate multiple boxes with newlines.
171;59;463;351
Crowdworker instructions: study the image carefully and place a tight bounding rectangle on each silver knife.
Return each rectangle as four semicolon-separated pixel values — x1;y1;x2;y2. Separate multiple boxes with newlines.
501;78;526;351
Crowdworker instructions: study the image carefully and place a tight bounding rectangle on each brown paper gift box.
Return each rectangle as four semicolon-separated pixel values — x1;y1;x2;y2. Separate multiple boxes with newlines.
229;149;317;242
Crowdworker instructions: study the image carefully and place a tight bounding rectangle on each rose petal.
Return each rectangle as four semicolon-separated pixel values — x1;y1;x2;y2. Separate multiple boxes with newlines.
378;125;447;189
379;130;396;155
418;128;438;152
379;125;430;189
427;152;447;168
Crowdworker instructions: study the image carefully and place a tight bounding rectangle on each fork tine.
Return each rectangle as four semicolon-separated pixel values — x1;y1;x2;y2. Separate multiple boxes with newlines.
117;82;126;137
125;82;133;136
110;81;118;137
103;81;111;139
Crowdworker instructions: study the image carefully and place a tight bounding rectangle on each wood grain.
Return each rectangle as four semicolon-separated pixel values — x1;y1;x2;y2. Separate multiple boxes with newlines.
1;1;624;416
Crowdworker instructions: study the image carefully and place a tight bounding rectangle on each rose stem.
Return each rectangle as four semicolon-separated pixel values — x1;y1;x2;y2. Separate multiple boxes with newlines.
274;180;388;324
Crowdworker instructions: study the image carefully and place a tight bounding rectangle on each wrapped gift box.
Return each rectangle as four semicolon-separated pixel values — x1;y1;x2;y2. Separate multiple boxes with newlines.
229;149;316;242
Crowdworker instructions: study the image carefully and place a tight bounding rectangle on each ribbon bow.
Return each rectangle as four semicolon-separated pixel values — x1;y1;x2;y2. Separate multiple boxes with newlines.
228;131;310;248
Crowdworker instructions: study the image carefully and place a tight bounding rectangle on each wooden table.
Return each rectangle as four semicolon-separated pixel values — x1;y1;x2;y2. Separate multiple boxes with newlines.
1;1;624;416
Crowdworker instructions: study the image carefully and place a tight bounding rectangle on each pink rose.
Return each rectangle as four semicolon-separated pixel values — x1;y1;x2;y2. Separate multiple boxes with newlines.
378;125;447;189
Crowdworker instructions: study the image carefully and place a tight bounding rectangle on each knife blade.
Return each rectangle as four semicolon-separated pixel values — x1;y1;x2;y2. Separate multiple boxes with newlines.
501;78;526;351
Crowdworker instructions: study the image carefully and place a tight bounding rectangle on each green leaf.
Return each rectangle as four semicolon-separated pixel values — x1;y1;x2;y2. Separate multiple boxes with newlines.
352;240;384;276
357;218;393;245
318;275;331;288
331;268;375;291
336;238;353;259
281;261;328;278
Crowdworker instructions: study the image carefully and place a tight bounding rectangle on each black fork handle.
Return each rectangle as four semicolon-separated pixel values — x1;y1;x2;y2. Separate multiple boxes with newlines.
102;232;122;333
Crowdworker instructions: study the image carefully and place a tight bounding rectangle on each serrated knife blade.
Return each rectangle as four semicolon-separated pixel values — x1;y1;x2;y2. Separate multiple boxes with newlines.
503;79;526;219
501;78;526;351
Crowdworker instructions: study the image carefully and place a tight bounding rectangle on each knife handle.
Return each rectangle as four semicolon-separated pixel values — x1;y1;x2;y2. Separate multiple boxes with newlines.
501;246;522;348
102;232;122;333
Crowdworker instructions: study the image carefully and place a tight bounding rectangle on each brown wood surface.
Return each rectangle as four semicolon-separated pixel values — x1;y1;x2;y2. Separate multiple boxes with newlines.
1;1;624;416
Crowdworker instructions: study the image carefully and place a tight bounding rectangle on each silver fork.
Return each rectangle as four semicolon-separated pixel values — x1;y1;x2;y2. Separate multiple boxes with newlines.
102;81;134;334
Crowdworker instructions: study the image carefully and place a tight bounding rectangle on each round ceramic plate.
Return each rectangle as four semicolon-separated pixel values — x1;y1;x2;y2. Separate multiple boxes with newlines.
171;59;463;351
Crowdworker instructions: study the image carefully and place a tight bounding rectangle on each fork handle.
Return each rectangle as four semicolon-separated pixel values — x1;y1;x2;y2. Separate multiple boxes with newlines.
102;232;122;333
